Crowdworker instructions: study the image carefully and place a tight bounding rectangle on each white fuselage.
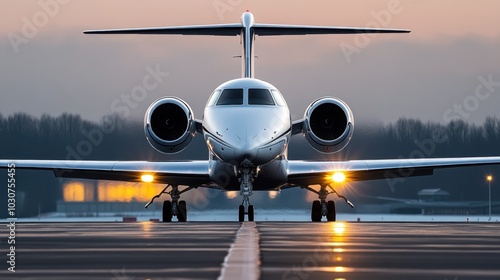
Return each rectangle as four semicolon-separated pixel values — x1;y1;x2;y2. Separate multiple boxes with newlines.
202;78;291;189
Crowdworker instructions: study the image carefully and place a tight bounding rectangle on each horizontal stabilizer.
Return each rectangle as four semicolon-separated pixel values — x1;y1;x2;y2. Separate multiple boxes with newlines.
83;11;411;78
253;24;410;36
84;23;410;36
84;24;242;36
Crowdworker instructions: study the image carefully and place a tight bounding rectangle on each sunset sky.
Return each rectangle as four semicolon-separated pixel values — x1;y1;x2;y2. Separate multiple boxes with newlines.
1;0;499;125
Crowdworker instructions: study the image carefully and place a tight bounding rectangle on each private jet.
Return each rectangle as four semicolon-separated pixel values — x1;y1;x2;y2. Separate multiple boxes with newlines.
2;11;500;222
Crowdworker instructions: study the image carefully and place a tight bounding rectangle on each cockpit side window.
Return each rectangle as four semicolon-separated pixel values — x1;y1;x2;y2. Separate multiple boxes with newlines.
271;89;287;106
216;89;244;105
207;89;221;107
248;89;275;105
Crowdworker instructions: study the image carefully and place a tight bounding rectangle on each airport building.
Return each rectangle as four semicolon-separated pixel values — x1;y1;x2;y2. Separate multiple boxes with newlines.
389;188;497;215
57;180;165;215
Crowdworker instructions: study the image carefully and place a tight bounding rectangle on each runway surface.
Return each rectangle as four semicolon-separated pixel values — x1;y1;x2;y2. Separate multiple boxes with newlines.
2;222;500;279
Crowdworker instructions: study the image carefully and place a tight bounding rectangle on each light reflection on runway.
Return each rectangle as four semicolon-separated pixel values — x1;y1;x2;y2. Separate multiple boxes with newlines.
260;223;500;280
1;222;500;279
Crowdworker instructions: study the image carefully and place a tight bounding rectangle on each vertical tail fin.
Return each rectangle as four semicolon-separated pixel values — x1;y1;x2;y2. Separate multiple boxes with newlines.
241;12;255;78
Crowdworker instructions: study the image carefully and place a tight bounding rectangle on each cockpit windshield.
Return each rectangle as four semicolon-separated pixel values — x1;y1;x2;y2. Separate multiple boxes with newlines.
207;90;221;106
209;88;285;107
248;89;275;105
216;89;244;105
271;89;287;106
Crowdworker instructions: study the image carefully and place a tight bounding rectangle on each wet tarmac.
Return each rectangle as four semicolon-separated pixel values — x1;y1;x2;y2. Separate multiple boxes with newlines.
1;222;500;279
260;222;500;280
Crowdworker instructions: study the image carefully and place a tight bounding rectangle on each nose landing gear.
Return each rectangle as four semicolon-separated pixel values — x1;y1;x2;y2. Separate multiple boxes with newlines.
238;164;255;222
239;204;254;222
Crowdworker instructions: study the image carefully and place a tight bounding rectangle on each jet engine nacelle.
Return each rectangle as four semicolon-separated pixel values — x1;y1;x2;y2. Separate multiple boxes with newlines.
144;97;195;154
304;97;354;153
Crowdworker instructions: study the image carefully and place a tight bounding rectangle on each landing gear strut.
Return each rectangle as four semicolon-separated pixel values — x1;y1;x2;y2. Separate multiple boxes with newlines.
238;163;255;222
145;184;195;222
303;184;354;222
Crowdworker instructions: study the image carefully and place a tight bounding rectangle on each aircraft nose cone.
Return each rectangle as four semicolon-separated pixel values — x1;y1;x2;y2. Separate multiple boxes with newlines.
233;137;257;163
233;129;282;165
203;105;290;166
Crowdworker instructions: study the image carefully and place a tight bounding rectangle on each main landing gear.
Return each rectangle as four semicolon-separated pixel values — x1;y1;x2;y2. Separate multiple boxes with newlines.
238;163;255;222
145;184;196;222
302;184;354;222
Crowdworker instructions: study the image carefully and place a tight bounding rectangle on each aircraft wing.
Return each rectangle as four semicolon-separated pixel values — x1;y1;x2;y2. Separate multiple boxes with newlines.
287;157;500;186
0;160;211;186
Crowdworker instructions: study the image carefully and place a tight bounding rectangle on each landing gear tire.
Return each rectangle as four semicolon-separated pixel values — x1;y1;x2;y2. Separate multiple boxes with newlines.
163;200;172;222
311;200;322;222
326;200;336;222
248;205;254;222
239;205;245;222
177;200;187;222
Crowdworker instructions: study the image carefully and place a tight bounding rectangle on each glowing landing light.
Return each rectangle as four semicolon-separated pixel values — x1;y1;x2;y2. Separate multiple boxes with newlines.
141;174;154;183
487;175;493;182
268;191;279;199
226;191;238;199
332;172;346;183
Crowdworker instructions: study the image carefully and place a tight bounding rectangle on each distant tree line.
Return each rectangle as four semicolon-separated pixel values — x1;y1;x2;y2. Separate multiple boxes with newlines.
1;112;499;217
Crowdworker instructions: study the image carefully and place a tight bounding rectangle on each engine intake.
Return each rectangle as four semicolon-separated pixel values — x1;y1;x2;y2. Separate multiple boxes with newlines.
304;97;354;153
144;97;195;153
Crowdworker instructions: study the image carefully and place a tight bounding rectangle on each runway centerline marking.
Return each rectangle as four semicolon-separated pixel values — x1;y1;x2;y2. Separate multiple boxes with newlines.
218;222;261;280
